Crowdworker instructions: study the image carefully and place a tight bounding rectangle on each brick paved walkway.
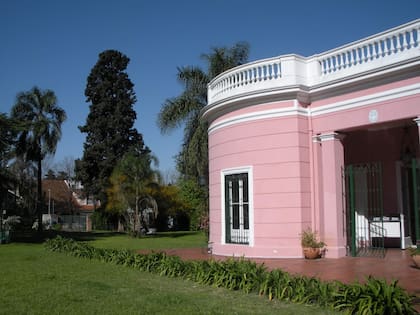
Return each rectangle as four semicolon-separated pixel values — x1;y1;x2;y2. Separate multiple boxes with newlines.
144;247;420;309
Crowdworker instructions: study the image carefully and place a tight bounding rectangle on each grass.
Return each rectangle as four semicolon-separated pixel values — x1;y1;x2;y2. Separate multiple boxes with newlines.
0;233;341;314
89;230;208;250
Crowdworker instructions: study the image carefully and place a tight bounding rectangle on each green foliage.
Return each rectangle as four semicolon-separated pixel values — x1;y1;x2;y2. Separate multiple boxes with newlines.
11;87;66;230
148;184;191;231
11;87;66;163
77;49;146;205
158;42;250;184
408;247;420;256
179;179;207;230
107;151;157;213
300;227;326;248
45;236;416;315
0;113;16;165
107;151;160;234
90;210;117;230
157;43;250;233
332;277;415;315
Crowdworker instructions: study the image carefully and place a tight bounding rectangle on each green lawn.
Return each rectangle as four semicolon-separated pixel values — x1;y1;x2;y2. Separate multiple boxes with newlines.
89;231;208;250
0;233;340;315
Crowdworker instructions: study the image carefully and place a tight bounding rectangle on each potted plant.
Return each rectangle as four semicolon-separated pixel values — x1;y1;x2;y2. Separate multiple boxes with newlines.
408;247;420;268
300;227;326;259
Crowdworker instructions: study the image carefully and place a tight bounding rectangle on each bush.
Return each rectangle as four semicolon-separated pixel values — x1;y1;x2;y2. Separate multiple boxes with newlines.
44;236;416;315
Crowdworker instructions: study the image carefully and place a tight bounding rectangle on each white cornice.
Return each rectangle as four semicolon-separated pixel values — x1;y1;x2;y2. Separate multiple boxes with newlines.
208;106;308;134
208;83;420;134
310;82;420;116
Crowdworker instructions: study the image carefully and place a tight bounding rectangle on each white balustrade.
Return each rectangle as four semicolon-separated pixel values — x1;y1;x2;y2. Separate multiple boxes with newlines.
208;57;282;102
207;19;419;105
318;21;419;75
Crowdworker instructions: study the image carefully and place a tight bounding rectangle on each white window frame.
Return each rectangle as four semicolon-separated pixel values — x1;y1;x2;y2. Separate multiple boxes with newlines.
221;166;254;246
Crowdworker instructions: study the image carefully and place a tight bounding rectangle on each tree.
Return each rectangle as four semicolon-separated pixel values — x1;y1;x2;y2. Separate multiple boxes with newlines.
107;150;159;235
0;113;17;214
158;42;250;183
11;87;66;230
77;50;146;207
157;42;250;230
178;178;208;230
0;113;16;166
7;157;37;218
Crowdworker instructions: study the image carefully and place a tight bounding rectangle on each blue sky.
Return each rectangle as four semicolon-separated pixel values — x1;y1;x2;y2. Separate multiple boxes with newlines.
0;0;419;175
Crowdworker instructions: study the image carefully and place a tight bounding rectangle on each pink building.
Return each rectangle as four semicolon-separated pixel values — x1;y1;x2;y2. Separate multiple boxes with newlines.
202;20;420;258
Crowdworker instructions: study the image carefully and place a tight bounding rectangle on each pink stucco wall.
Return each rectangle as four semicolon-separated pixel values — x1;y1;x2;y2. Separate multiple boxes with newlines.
209;104;311;258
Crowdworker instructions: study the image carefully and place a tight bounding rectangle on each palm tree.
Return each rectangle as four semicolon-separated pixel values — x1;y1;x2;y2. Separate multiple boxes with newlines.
157;42;250;184
11;87;66;231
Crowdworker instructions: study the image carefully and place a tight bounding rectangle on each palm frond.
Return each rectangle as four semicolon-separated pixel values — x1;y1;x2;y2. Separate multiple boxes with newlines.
159;42;249;180
157;94;202;134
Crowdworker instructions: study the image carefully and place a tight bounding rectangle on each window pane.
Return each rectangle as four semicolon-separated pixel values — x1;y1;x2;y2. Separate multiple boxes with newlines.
232;180;239;203
242;175;248;202
243;204;249;229
232;205;239;229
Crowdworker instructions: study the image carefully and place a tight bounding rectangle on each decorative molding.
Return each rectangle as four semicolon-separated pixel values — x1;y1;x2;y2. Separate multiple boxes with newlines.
318;132;345;142
208;83;420;134
208;106;307;134
310;83;420;117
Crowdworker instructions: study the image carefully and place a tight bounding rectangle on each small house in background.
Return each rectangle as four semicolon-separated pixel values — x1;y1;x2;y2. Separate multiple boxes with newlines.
42;179;96;231
202;20;420;258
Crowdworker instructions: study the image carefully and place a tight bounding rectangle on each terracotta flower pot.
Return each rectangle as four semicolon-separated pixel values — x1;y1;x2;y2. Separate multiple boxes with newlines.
412;255;420;268
303;247;322;259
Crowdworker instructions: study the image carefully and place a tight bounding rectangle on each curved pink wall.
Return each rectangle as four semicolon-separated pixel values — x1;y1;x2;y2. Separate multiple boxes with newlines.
209;102;311;258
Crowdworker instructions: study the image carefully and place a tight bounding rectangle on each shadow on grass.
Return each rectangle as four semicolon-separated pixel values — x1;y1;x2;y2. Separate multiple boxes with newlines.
9;230;122;243
145;231;202;238
8;230;203;244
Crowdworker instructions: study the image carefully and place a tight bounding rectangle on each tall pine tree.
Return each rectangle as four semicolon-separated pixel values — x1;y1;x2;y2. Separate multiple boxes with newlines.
77;50;146;206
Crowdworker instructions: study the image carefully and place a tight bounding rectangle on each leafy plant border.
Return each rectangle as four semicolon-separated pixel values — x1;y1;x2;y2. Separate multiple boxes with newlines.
45;236;416;315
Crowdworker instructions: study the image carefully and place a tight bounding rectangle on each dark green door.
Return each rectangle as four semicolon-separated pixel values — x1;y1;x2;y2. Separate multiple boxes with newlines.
345;163;385;257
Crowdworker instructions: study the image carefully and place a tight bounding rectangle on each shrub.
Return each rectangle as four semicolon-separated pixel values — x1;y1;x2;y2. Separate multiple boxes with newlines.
44;236;416;315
